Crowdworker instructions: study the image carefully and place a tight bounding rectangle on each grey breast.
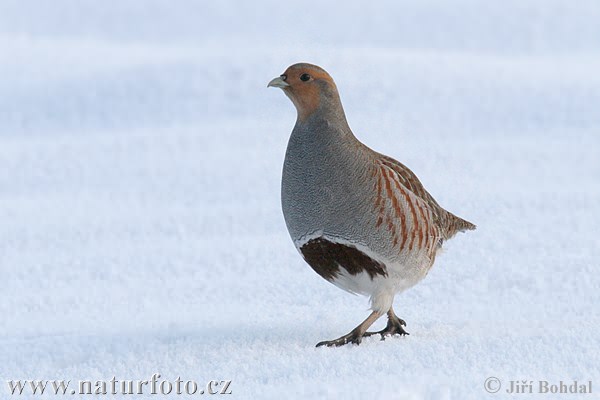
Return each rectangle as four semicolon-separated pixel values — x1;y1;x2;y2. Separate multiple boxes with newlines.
281;117;381;250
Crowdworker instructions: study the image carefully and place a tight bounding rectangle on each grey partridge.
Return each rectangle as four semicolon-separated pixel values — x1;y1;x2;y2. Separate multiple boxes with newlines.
268;63;476;347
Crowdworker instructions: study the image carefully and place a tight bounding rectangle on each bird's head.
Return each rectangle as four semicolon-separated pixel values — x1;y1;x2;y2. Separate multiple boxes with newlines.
268;63;344;123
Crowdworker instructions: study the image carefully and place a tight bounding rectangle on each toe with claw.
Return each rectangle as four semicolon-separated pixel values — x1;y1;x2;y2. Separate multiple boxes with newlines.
363;315;409;339
316;328;363;347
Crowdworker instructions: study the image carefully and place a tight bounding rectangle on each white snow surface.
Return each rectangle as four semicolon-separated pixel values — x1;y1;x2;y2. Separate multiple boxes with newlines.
1;1;600;399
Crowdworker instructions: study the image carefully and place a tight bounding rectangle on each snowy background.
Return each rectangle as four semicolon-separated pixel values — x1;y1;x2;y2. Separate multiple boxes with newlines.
1;1;599;399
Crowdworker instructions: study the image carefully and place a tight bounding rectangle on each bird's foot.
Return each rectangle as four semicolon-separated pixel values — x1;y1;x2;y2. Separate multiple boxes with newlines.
316;328;364;347
363;315;409;339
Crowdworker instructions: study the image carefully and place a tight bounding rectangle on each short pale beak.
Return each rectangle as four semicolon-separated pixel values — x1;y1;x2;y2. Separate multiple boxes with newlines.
267;76;290;88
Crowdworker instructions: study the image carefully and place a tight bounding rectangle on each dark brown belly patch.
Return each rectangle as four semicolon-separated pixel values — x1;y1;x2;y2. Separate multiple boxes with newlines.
299;237;388;282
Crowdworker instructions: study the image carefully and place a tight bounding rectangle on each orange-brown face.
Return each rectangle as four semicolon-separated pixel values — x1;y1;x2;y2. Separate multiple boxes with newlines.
268;63;337;122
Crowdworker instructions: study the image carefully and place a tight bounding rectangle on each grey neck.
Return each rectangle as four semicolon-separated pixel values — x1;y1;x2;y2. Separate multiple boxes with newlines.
294;93;353;143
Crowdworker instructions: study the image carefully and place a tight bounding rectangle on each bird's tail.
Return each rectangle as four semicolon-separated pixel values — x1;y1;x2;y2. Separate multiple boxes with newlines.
443;211;476;239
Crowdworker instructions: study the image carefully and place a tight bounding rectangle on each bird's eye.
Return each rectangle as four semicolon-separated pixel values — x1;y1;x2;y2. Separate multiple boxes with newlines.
300;73;311;82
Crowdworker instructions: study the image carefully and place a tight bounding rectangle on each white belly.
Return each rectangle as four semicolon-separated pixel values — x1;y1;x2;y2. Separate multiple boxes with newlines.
295;232;438;313
330;255;433;313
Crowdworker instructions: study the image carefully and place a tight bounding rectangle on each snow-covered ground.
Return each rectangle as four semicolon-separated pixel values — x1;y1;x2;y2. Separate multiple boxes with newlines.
1;1;599;399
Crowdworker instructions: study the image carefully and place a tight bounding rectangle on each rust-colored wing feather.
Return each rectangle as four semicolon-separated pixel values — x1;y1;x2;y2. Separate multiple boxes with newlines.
377;153;476;240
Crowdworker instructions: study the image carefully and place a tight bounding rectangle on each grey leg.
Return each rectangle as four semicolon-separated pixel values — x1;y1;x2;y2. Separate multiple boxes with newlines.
316;310;384;347
363;306;409;339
